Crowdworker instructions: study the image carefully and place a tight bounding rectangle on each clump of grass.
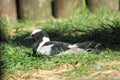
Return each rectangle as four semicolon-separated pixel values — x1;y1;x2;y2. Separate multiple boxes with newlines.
0;20;9;42
62;50;120;79
85;17;120;45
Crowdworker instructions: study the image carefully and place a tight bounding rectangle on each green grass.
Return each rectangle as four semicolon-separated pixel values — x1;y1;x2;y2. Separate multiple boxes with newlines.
0;8;120;79
1;42;120;79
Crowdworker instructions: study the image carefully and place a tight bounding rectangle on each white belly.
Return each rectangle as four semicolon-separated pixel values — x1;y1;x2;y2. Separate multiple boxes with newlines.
37;44;54;55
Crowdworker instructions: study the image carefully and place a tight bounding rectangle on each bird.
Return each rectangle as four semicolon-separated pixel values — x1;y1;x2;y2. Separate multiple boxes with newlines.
24;29;88;56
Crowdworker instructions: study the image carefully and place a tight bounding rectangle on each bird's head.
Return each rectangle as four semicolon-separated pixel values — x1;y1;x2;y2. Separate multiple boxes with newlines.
25;29;50;43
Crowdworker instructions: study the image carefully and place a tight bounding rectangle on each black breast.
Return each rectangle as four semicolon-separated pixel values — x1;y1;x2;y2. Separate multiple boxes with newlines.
32;42;39;54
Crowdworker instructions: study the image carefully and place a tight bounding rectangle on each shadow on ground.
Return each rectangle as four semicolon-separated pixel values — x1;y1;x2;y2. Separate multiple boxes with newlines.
12;32;34;48
0;60;3;80
12;22;120;52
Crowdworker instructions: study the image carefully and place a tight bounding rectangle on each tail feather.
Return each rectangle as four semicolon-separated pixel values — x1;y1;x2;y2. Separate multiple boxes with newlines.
73;41;102;54
74;41;101;49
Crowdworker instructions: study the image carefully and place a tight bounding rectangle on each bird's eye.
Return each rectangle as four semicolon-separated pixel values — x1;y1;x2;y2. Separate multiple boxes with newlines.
35;33;40;37
32;35;34;37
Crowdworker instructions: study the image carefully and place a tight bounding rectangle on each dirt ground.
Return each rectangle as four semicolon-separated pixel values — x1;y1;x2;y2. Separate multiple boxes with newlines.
2;62;120;80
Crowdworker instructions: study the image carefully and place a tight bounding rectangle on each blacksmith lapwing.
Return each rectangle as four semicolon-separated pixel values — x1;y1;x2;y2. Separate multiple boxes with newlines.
25;29;99;56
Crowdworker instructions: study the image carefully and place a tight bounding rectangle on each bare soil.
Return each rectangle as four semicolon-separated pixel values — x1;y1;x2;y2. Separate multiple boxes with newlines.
2;62;120;80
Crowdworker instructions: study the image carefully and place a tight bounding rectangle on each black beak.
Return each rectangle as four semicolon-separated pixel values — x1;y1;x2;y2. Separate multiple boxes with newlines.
24;35;32;40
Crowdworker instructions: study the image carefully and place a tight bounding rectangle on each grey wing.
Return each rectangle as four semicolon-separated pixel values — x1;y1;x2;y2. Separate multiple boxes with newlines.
45;41;71;55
